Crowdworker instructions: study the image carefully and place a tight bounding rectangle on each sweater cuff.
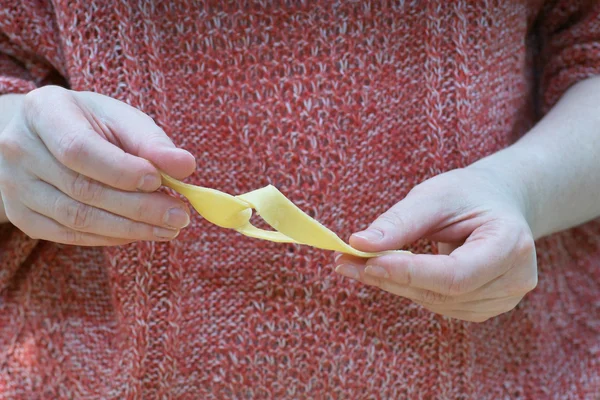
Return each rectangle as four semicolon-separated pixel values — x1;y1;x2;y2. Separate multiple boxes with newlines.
0;224;38;292
538;2;600;112
0;53;37;95
0;54;39;290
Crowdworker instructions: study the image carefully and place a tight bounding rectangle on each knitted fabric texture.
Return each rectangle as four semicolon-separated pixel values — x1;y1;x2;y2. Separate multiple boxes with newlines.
1;1;600;399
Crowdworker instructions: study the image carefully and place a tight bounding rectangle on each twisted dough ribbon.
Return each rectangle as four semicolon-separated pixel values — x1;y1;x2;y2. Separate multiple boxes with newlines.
161;172;408;258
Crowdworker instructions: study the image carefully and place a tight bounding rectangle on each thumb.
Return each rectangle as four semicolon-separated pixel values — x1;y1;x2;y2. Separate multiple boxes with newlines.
350;191;446;252
79;91;196;180
136;133;196;180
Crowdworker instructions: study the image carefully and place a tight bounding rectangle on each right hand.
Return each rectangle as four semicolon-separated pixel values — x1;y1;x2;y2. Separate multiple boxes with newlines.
0;86;197;246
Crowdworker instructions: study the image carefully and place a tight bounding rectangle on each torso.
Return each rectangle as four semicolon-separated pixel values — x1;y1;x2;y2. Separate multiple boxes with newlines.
1;1;599;398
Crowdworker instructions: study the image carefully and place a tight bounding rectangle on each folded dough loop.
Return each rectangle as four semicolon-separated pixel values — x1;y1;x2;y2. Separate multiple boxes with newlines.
160;172;406;258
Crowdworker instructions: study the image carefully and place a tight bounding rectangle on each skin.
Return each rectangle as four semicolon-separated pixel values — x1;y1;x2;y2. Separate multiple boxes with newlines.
335;76;600;322
1;77;599;321
0;86;196;245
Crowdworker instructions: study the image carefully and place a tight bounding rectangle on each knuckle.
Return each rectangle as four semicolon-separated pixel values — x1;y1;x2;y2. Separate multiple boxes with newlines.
363;274;383;289
56;132;87;167
0;171;17;194
466;314;491;323
133;198;150;221
126;222;138;237
58;198;94;230
134;196;160;223
22;89;45;121
515;229;536;258
135;107;149;118
418;289;449;305
0;133;25;163
119;217;140;238
60;229;82;245
439;310;491;323
506;283;526;297
128;223;147;239
25;232;40;240
70;173;104;203
376;209;408;231
5;210;40;241
441;270;471;296
521;273;538;293
23;86;65;122
365;275;397;295
145;129;174;148
111;168;125;189
4;207;26;229
376;278;394;293
503;298;523;313
21;226;40;240
145;113;157;124
27;85;65;100
407;184;426;198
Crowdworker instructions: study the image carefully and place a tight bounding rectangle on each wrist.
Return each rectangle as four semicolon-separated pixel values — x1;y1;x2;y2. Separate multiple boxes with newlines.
467;145;547;239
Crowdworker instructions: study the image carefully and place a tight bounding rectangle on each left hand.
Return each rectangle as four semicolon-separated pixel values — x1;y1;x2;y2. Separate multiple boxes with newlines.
333;166;537;322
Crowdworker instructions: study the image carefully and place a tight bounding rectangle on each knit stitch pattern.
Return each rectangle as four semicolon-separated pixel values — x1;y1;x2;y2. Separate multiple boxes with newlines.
1;1;599;399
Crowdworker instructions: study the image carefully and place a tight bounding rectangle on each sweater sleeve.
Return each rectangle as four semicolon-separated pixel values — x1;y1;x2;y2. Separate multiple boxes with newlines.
0;1;64;291
0;0;66;95
0;47;37;95
537;0;600;112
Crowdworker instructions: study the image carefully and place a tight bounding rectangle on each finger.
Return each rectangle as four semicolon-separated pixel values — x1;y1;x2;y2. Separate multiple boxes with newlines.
24;87;162;192
422;297;522;322
29;147;191;229
3;197;136;246
420;296;523;315
336;245;533;315
333;252;367;268
335;261;459;305
335;261;475;310
76;91;196;179
349;190;447;252
362;222;525;296
21;179;180;241
336;255;528;306
469;259;537;298
360;253;534;302
334;259;366;280
334;260;525;318
437;241;462;255
358;265;459;304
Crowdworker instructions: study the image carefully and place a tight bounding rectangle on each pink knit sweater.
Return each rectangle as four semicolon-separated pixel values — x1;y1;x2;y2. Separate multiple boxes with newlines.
1;1;599;398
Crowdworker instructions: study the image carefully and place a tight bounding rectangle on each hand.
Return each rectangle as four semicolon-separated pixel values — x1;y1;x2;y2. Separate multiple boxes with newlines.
0;86;196;246
333;166;537;322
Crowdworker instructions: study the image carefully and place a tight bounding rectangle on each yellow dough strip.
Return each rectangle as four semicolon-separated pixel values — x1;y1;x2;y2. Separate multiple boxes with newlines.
160;172;409;258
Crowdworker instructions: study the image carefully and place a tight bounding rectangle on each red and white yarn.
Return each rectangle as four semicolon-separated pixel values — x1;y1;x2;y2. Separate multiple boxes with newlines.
1;1;599;398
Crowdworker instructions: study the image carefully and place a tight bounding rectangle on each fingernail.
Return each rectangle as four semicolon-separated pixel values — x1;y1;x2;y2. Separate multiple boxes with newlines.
138;173;161;192
164;208;190;228
365;265;389;279
352;229;383;242
154;226;179;239
179;148;195;158
165;147;196;160
334;253;344;263
335;264;359;279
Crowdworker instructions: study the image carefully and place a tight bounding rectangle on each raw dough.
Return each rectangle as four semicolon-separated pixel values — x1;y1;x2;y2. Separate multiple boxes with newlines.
160;172;408;258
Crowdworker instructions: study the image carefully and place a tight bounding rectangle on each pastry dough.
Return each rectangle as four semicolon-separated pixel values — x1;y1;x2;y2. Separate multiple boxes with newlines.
160;172;408;258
